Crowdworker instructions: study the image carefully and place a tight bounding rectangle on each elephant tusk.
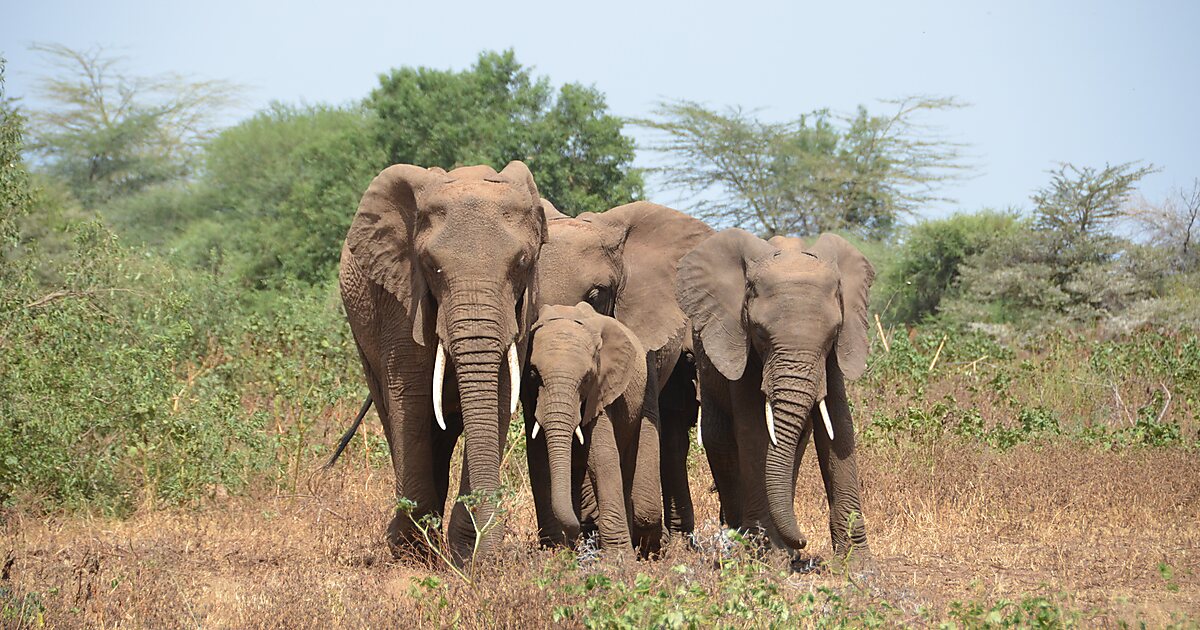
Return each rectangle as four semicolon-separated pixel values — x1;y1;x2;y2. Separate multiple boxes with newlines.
433;342;447;431
765;400;778;447
819;399;834;441
575;426;584;445
507;343;520;416
695;407;703;448
530;421;541;440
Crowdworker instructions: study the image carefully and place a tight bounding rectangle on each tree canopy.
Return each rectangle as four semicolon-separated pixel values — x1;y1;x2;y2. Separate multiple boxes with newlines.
944;162;1163;328
24;43;240;207
634;96;970;239
367;50;643;214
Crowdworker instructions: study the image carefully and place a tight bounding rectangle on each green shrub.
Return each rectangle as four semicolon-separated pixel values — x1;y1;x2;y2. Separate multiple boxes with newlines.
881;210;1021;324
0;213;359;512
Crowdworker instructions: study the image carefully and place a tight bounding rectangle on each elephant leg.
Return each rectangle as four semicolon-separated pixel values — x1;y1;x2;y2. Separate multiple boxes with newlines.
700;398;742;530
586;413;632;552
431;411;463;511
813;362;872;565
576;447;597;542
658;361;697;537
628;415;663;556
369;347;442;557
730;376;773;545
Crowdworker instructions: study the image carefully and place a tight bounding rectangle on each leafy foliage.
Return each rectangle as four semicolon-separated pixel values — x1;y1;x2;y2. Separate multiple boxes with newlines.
1;58;36;247
367;50;642;215
882;209;1022;324
942;163;1175;330
635;96;970;238
23;43;240;207
188;103;386;289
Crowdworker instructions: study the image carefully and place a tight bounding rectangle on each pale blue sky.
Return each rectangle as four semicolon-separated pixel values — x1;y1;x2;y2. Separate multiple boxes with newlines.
3;0;1197;220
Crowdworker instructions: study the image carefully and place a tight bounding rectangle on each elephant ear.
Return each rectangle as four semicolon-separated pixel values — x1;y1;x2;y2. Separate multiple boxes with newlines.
676;229;777;381
499;161;542;216
541;197;570;221
346;164;442;344
576;303;642;420
808;233;875;381
586;201;714;352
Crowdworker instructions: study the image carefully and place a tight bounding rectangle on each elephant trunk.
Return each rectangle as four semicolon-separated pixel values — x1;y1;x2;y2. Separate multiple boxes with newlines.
539;387;582;543
443;298;512;563
763;371;820;551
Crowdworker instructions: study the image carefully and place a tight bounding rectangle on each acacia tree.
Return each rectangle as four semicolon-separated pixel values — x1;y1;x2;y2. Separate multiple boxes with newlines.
367;50;643;214
634;96;970;238
949;161;1159;326
1034;162;1159;238
24;43;240;206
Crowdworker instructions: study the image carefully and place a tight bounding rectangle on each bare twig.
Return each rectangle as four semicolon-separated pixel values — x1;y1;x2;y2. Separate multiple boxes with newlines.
1110;382;1134;426
965;355;989;375
928;334;948;372
1156;383;1172;425
21;288;141;311
875;314;891;353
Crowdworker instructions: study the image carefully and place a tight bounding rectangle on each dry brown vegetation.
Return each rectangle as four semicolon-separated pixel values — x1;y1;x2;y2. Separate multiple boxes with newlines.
3;417;1197;628
4;328;1199;628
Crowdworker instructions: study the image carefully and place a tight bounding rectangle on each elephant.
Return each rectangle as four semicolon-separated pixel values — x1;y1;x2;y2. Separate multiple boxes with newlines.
339;161;546;565
524;302;662;556
676;228;875;569
525;199;713;546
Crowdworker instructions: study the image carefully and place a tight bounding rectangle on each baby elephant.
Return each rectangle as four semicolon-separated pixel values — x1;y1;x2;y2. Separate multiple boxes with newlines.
523;302;662;556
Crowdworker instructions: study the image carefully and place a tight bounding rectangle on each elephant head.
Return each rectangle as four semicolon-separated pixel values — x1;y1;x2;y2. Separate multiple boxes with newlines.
677;228;874;550
525;302;643;541
346;161;545;554
535;201;714;354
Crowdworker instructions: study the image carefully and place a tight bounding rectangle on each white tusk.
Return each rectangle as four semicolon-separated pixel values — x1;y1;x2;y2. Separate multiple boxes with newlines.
507;343;520;416
433;342;447;431
765;400;778;446
530;421;541;439
695;407;703;448
575;426;584;445
819;399;834;441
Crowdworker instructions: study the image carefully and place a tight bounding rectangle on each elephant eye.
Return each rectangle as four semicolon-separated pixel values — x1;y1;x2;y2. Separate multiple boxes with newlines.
586;286;613;315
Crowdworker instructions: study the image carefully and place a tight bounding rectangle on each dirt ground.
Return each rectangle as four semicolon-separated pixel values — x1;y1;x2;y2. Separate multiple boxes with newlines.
3;439;1198;628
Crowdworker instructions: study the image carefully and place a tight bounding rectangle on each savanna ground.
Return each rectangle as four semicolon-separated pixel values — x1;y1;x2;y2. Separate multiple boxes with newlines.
3;328;1198;628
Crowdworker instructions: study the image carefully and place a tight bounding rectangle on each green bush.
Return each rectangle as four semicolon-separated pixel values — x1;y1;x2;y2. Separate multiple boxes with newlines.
0;210;359;511
882;209;1022;324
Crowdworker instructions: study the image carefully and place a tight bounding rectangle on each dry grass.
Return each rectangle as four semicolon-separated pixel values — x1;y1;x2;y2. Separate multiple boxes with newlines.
3;429;1197;628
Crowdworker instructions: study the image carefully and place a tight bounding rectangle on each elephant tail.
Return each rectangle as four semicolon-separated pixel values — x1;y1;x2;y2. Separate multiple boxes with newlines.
322;395;373;469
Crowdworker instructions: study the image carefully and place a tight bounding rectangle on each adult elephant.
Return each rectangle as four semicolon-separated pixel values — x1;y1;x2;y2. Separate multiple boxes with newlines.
339;162;546;565
524;200;713;546
676;228;875;569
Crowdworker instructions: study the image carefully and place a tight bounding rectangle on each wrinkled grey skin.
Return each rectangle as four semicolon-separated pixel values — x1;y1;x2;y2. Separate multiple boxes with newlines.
677;229;876;571
340;162;545;566
526;200;713;546
524;303;662;556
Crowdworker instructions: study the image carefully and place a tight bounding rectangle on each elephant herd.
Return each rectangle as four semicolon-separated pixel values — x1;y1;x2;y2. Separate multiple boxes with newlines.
336;161;875;572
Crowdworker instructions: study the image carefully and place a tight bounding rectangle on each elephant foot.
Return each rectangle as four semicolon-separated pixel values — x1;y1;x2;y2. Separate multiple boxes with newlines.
385;511;443;560
632;527;662;559
821;546;879;584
